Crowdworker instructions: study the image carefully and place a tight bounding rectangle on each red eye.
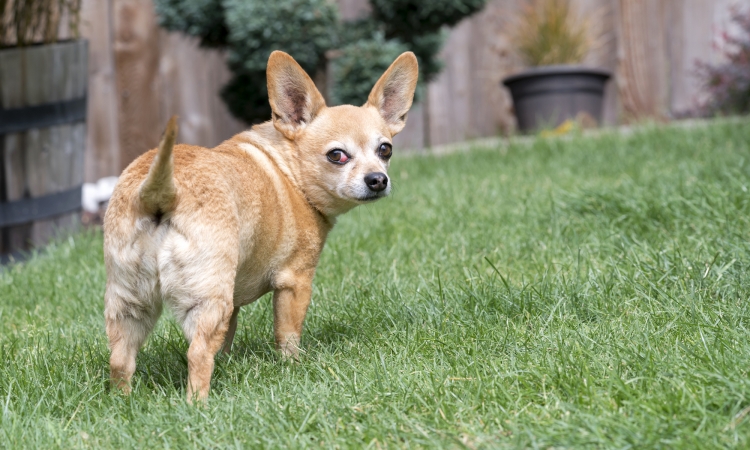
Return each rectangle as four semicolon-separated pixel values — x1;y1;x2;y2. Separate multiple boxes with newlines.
327;149;350;164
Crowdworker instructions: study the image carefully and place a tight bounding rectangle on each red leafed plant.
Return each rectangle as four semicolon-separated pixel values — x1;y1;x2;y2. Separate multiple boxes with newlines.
695;5;750;116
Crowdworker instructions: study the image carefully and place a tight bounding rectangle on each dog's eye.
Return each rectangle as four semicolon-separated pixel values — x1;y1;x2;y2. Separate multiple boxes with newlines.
327;149;349;164
378;143;392;159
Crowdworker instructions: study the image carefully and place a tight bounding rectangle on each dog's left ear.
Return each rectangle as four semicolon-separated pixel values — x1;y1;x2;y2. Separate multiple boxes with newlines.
267;51;326;140
366;52;419;136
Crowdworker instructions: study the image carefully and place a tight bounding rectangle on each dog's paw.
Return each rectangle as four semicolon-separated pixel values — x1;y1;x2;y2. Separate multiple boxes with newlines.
279;343;302;362
186;393;209;407
110;377;132;395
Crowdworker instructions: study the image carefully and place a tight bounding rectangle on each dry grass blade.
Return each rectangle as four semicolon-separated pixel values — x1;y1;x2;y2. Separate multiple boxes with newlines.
43;0;61;44
0;0;81;47
0;0;9;44
513;0;591;66
66;0;82;39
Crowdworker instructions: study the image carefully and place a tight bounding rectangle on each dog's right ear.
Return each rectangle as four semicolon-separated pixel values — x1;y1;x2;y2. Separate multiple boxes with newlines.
366;52;419;136
267;51;326;140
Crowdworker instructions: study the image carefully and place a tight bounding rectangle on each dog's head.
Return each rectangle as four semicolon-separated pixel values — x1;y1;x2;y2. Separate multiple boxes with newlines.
266;51;418;217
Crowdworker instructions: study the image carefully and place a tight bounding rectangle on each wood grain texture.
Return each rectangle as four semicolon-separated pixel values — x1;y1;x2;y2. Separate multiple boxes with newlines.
393;101;425;150
25;42;86;246
617;0;670;121
578;0;618;125
157;32;244;151
110;0;244;171
423;0;519;147
0;41;86;253
81;0;121;182
0;47;30;252
113;0;163;171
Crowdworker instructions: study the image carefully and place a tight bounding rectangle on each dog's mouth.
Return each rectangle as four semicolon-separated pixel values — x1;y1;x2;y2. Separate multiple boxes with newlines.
356;193;385;202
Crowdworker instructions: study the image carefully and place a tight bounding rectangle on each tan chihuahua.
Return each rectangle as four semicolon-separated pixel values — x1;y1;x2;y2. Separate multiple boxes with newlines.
103;51;418;402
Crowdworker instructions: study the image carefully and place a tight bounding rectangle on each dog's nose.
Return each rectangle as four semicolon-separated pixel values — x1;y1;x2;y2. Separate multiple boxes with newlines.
364;172;388;192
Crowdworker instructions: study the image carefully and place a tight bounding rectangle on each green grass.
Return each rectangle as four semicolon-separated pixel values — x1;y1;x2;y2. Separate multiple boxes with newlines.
3;120;750;448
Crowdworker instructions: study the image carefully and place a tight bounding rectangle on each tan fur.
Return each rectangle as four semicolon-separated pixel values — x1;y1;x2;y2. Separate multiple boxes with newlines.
103;51;419;402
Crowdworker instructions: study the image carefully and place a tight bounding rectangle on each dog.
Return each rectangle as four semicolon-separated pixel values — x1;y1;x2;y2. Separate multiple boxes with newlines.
103;50;418;402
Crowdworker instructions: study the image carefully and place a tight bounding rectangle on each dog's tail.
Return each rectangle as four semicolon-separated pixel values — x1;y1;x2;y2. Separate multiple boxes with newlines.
139;116;178;220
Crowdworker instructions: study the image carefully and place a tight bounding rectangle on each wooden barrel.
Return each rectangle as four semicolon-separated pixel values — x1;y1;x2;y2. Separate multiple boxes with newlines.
0;39;88;259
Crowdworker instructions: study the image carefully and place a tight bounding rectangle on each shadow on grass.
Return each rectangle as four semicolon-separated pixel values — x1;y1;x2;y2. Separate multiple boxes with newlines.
122;286;415;393
128;314;365;392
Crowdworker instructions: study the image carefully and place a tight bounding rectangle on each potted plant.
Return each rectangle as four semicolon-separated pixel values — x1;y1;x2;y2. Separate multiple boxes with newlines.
0;0;87;259
502;0;610;133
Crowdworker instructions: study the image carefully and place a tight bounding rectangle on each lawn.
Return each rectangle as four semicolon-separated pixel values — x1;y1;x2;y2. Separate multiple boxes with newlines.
2;120;750;448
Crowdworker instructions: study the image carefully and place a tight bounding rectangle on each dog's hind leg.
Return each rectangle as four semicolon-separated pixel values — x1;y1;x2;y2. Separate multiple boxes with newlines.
160;216;240;402
105;288;162;394
181;297;233;403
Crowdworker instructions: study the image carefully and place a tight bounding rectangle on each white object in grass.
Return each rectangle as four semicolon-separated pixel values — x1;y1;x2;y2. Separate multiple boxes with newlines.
82;177;119;213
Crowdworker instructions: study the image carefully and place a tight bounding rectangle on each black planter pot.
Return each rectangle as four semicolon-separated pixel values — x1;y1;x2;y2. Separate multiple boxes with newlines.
502;65;611;133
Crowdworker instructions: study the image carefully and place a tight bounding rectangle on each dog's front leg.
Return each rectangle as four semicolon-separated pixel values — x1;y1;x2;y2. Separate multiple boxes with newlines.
272;278;313;360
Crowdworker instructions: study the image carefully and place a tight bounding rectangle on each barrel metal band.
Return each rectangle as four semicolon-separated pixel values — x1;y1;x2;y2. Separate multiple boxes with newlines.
0;185;82;227
0;97;87;134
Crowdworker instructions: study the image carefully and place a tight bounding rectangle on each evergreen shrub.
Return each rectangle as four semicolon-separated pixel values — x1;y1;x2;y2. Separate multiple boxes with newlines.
154;0;487;123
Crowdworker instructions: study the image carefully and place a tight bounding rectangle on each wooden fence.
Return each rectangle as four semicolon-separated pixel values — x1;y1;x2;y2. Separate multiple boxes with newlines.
79;0;742;182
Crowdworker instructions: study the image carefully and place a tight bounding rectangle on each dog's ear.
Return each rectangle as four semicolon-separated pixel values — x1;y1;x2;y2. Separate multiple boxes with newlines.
366;52;419;136
267;51;326;140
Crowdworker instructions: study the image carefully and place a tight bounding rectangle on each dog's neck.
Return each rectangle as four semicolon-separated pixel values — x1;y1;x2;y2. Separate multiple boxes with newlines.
235;122;349;222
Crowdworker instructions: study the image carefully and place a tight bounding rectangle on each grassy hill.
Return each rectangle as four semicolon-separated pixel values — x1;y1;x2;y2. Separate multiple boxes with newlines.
2;120;750;448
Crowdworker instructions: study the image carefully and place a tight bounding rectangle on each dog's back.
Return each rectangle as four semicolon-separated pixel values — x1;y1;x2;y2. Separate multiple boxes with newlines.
104;124;324;335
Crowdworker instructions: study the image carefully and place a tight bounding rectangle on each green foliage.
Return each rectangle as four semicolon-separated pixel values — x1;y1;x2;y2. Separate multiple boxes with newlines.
154;0;486;123
223;0;338;74
221;0;338;122
369;0;485;82
4;120;750;446
156;0;338;123
401;30;448;84
370;0;486;35
330;33;409;106
220;71;271;126
153;0;227;48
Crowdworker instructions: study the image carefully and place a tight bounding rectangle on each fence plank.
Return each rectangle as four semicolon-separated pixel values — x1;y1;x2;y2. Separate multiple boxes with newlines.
113;0;163;170
617;0;671;121
424;0;519;147
157;32;244;149
467;0;517;136
81;0;121;182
